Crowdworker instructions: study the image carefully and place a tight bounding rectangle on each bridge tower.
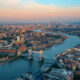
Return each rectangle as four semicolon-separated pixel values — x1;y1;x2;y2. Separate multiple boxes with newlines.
17;49;21;56
28;48;33;60
39;50;43;62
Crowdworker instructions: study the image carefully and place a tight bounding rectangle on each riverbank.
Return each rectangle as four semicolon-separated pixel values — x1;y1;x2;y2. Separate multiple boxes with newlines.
0;56;18;66
53;47;80;80
45;28;80;38
29;30;67;51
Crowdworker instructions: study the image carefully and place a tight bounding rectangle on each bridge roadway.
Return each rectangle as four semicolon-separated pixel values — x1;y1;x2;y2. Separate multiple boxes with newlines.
20;49;72;64
20;52;54;64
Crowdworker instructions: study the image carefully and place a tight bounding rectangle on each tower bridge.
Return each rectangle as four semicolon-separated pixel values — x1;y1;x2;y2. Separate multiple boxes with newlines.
28;48;43;62
19;47;54;63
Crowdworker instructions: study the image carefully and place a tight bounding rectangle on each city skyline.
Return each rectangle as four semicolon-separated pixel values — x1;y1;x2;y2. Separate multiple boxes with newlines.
0;0;80;23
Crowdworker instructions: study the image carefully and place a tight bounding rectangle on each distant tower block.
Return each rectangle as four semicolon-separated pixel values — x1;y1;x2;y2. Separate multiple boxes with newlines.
17;36;20;42
28;48;33;60
39;50;43;62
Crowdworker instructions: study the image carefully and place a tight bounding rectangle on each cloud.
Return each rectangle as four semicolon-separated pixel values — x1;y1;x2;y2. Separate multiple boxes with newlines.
0;0;80;22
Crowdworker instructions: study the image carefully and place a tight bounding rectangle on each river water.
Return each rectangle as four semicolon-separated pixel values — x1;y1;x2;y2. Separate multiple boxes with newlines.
0;31;80;80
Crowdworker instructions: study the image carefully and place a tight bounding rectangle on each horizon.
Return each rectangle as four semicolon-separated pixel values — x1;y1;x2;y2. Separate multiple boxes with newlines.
0;21;80;25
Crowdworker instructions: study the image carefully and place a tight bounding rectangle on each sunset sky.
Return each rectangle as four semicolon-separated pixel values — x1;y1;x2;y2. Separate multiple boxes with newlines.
0;0;80;23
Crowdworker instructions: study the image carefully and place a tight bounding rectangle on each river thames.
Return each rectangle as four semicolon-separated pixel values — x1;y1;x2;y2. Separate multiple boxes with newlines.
0;32;80;80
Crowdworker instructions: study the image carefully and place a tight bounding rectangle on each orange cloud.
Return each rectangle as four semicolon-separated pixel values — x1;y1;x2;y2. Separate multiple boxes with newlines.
0;3;80;22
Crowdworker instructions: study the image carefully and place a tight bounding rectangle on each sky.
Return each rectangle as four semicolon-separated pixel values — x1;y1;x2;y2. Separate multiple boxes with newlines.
0;0;80;24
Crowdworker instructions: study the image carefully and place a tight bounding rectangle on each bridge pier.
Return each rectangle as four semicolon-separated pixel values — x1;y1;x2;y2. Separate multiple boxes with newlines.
28;48;33;60
17;49;21;56
39;50;44;62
